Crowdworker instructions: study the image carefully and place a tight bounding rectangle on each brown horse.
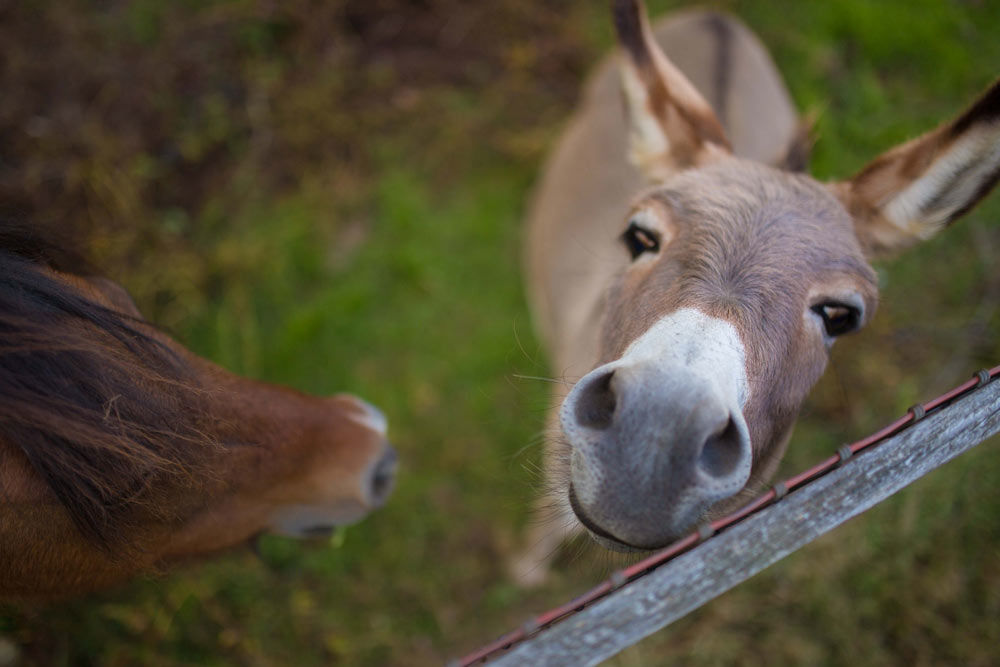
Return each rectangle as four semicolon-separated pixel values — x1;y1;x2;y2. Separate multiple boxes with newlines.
513;0;1000;584
0;221;396;599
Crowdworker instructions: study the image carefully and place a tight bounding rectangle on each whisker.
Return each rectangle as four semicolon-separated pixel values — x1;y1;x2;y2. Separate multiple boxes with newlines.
511;319;542;368
512;373;574;386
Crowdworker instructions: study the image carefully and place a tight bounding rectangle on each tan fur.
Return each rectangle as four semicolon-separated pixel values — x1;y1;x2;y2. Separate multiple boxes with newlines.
514;1;1000;584
516;8;806;583
525;10;801;366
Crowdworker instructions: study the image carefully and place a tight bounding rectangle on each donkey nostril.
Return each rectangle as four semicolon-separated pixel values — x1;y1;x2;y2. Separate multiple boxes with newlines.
574;370;617;429
369;446;397;507
698;416;745;480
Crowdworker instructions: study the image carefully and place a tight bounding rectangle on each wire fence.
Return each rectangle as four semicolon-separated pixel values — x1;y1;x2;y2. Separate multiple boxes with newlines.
455;365;1000;666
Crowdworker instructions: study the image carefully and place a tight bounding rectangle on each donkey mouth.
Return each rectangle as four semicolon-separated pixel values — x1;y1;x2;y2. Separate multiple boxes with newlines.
568;483;647;553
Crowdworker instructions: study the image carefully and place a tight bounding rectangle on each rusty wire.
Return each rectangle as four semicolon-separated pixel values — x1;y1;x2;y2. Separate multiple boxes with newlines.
454;365;1000;666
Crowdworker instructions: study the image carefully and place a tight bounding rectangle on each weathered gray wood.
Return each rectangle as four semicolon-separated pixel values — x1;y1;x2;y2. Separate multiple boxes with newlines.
492;379;1000;666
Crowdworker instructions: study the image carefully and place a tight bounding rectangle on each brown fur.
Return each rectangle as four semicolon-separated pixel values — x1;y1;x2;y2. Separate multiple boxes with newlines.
0;221;392;599
1;235;216;548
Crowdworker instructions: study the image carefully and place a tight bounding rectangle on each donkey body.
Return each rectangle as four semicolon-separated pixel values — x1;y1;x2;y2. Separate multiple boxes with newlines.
515;0;1000;583
0;224;397;598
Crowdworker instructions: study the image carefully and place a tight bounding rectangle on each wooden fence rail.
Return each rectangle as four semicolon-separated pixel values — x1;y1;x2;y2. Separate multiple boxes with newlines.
488;378;1000;666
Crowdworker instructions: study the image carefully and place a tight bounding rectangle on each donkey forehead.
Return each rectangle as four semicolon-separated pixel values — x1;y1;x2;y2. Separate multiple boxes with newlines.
661;160;859;243
650;162;874;286
607;161;878;351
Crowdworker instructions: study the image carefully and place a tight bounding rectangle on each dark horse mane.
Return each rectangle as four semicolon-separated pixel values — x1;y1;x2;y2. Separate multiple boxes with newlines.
0;219;213;550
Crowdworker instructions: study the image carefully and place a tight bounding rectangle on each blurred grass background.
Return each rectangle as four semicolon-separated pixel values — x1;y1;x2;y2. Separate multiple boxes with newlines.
1;0;998;665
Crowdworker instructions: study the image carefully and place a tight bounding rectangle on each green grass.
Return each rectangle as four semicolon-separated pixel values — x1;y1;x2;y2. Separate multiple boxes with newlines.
2;0;1000;665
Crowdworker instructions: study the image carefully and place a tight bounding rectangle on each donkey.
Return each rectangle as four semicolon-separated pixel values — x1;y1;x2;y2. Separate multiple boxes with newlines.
513;0;1000;584
0;221;397;599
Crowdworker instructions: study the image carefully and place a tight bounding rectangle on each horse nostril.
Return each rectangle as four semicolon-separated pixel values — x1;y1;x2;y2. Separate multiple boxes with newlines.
369;446;397;507
698;415;747;480
574;369;617;429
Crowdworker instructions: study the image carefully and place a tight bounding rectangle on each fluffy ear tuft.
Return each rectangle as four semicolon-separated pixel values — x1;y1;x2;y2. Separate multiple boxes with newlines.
613;0;731;181
833;78;1000;257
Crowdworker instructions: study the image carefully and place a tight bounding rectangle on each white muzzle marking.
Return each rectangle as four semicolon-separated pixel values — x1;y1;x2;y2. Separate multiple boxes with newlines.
617;307;749;406
560;307;752;545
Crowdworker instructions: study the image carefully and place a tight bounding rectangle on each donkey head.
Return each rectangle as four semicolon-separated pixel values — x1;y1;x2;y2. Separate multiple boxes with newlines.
562;0;1000;550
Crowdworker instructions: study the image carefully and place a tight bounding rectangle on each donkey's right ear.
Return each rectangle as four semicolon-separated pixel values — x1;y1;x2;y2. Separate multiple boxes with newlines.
613;0;731;181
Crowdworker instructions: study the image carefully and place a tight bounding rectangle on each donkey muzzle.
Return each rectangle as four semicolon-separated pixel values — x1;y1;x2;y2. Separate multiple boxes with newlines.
561;360;752;549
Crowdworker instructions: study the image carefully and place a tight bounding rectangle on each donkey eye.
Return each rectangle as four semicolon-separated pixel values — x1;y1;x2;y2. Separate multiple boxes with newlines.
811;302;861;338
622;221;660;260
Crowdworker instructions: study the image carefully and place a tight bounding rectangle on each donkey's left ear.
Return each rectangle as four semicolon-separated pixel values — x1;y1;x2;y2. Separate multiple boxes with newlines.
613;0;731;181
831;78;1000;257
